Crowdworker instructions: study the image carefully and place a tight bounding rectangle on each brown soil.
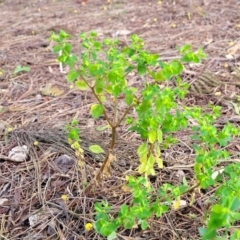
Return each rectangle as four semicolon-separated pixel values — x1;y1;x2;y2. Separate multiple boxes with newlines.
1;0;240;239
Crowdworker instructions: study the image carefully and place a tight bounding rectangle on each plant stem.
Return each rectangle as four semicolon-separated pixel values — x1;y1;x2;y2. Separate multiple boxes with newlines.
80;73;114;128
115;94;142;127
183;182;200;195
84;126;117;193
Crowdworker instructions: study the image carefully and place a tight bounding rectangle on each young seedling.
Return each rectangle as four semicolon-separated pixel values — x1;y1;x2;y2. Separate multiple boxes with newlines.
13;65;30;75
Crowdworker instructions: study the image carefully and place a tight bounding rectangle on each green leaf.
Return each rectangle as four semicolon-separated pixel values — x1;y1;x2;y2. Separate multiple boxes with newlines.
112;85;122;97
197;47;207;59
53;44;62;53
13;65;30;74
89;63;102;76
99;95;106;103
139;154;155;175
58;54;67;63
208;204;228;229
67;128;80;141
154;144;161;157
95;78;104;94
106;85;113;94
107;232;117;240
62;43;71;55
153;203;168;217
200;228;217;240
90;31;98;37
89;145;105;154
67;54;78;67
95;219;118;237
230;230;240;240
137;63;146;75
108;70;117;82
125;66;134;73
231;102;239;115
124;89;134;106
139;219;148;230
169;60;183;75
75;80;88;90
182;53;200;63
198;227;206;237
137;143;148;158
104;38;111;45
138;99;152;112
67;70;79;82
157;129;163;143
126;116;134;124
230;197;240;211
119;204;129;216
79;32;86;39
93;41;101;51
162;67;173;80
90;104;104;118
125;93;134;106
154;70;166;81
148;130;157;144
123;215;135;229
178;44;192;53
49;32;60;42
156;157;163;168
147;53;159;65
82;41;89;49
148;154;155;166
59;30;70;39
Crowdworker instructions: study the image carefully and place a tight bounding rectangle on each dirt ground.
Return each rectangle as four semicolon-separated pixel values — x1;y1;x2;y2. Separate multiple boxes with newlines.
1;0;240;239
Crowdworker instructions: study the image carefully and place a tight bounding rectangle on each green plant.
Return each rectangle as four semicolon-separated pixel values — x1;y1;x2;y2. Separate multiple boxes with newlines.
13;65;30;75
50;31;240;239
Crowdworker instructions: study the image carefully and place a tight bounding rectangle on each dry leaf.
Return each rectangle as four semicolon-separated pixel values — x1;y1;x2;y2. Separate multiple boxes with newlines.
211;168;224;180
235;144;240;151
29;207;59;227
0;198;8;206
40;83;64;97
176;169;185;178
8;145;28;162
215;92;221;96
225;54;234;60
54;154;75;173
112;29;132;37
48;66;54;74
203;38;213;45
86;119;95;127
122;184;131;193
172;197;187;210
228;41;240;56
102;153;116;178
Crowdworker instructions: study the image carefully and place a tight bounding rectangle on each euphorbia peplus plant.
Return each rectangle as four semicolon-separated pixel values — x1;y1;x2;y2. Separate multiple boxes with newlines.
50;31;240;239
